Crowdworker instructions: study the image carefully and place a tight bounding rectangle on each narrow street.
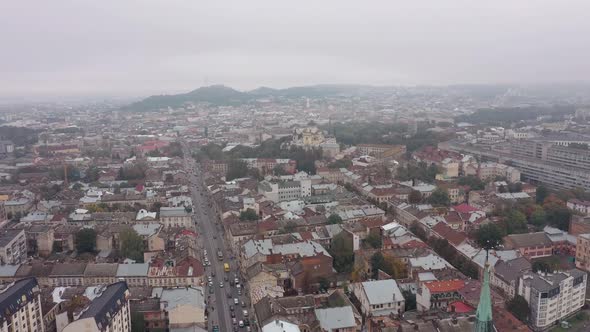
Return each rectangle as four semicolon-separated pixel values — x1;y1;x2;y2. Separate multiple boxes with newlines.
182;143;249;332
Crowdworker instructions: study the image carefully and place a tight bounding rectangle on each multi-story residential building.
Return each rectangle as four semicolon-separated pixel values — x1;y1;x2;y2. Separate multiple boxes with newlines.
356;144;406;159
3;198;32;216
258;179;311;203
503;232;553;259
478;162;521;182
569;215;590;236
567;199;590;216
351;279;405;317
314;306;360;332
0;277;44;332
83;264;118;286
445;140;590;191
518;269;587;331
49;263;87;287
116;263;149;287
490;257;531;299
155;287;206;330
575;234;590;272
62;282;131;332
241;158;297;175
416;279;464;312
159;207;192;228
0;229;27;265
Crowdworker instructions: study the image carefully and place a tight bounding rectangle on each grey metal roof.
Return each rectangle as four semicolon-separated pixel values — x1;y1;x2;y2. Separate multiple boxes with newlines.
0;278;38;325
116;263;149;277
160;207;189;217
361;279;403;305
156;286;205;310
0;229;24;247
505;232;552;248
0;265;20;277
314;306;356;330
79;282;128;329
493;257;531;283
84;264;118;277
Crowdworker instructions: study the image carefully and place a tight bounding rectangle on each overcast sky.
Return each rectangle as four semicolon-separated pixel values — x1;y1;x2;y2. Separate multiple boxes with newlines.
2;0;590;98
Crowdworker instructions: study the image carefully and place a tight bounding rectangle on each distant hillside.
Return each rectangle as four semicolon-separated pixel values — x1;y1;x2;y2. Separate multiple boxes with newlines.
122;85;251;111
121;84;378;111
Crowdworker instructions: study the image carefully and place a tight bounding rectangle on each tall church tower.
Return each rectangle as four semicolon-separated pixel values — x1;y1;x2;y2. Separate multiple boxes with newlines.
475;252;495;332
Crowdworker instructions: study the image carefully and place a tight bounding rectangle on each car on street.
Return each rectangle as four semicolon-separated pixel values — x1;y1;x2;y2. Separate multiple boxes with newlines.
239;320;244;328
234;298;239;305
232;318;237;325
230;311;235;318
229;305;234;311
219;282;224;288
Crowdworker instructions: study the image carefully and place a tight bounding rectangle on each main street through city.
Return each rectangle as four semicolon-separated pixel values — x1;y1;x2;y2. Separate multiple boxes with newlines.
182;143;249;332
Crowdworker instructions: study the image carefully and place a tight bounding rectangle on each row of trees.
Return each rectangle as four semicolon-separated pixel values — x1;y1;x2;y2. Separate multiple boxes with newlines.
76;228;145;262
395;162;440;183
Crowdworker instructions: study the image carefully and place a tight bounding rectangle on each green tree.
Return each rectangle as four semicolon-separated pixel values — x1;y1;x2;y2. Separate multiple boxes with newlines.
457;175;485;191
365;233;382;249
475;223;504;250
120;229;145;262
504;210;528;234
272;165;288;176
408;190;422;204
76;228;97;253
536;185;548;204
507;295;530;323
532;261;551;273
240;208;259;221
402;290;416;311
427;188;450;206
131;312;146;332
370;252;386;279
226;159;249;181
530;207;547;228
328;233;354;273
327;214;343;225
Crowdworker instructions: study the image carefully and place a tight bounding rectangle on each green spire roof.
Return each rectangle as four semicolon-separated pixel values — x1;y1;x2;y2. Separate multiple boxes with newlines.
475;258;495;332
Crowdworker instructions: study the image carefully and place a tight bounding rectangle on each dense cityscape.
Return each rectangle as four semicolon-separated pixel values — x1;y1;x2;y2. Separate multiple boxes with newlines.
0;84;589;332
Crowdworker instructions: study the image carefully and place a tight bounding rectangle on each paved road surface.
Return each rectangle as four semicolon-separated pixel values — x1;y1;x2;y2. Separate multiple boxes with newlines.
182;143;249;332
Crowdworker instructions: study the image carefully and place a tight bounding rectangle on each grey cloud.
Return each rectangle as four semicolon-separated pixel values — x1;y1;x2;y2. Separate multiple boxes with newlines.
1;0;590;97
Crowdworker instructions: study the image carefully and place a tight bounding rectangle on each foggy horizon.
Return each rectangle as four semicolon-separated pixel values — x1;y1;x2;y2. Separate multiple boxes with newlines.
3;1;590;99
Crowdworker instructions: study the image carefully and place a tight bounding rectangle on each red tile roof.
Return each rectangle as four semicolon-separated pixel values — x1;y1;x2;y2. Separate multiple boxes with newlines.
448;301;474;313
424;279;465;293
431;222;467;246
452;203;480;213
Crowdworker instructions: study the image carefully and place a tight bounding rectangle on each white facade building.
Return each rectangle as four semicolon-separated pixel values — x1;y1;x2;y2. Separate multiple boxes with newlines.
518;269;587;331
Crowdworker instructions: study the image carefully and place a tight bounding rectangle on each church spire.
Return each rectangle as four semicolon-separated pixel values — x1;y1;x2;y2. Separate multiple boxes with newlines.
475;250;494;332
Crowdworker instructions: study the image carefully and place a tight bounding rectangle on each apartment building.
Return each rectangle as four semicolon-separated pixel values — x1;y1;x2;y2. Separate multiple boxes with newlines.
0;278;44;332
258;179;311;203
567;199;590;216
62;282;131;332
0;229;27;265
351;279;405;317
503;233;553;259
518;270;587;331
575;234;590;272
445;140;590;191
357;144;406;159
159;207;192;228
478;162;521;183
